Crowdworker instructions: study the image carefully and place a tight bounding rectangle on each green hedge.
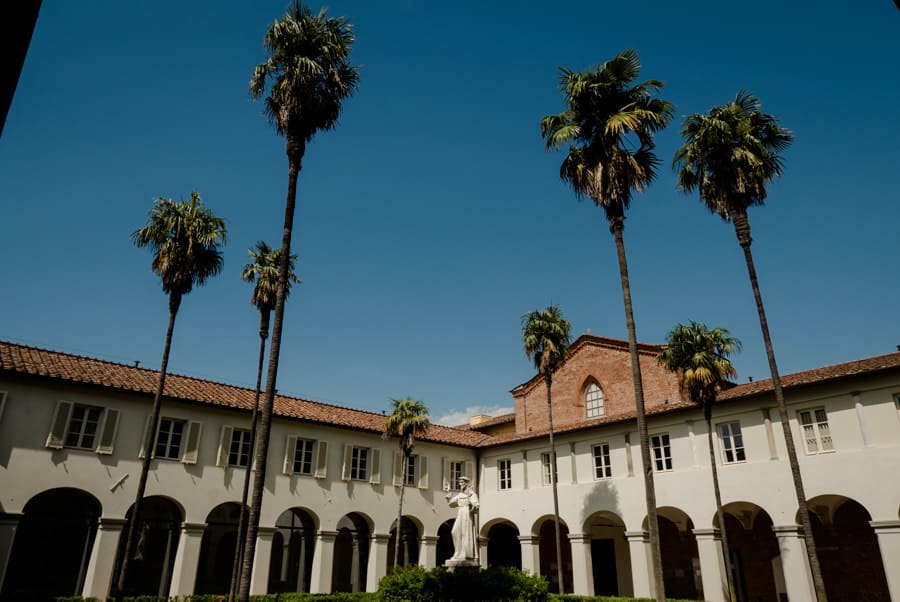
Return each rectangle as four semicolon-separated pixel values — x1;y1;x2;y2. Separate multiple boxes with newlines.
377;565;548;601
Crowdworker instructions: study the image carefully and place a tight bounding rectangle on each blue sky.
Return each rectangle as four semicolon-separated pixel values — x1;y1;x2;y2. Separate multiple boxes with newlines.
2;1;898;425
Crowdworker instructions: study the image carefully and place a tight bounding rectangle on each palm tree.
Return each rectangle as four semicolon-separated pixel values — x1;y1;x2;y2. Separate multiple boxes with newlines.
540;49;672;601
382;397;430;569
673;91;827;601
117;192;226;595
228;242;299;601
522;305;571;593
657;322;741;601
241;4;358;599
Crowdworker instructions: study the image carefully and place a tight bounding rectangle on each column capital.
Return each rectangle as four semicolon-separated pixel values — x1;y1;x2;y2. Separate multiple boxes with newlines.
257;526;278;536
624;530;648;543
567;533;591;544
99;517;128;530
421;535;439;544
316;530;338;542
0;513;24;526
517;535;539;545
771;524;803;537
870;520;900;534
181;522;206;534
692;528;721;540
371;533;392;544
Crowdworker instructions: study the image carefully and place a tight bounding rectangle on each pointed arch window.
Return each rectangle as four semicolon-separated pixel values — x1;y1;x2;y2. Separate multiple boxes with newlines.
585;381;605;418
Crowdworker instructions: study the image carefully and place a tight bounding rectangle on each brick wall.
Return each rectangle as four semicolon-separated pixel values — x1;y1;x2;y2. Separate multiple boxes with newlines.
512;336;683;435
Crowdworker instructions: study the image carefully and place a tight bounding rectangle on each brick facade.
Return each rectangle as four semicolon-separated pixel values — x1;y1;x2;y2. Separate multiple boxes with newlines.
512;335;683;435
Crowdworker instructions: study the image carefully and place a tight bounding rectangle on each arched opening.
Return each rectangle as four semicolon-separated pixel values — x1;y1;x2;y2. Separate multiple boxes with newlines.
436;520;454;567
651;507;700;600
268;508;316;594
485;520;521;569
332;513;370;593
195;502;243;595
583;511;630;596
805;496;890;602
1;488;100;601
714;502;779;602
582;378;605;418
387;516;420;570
537;517;572;594
113;496;182;597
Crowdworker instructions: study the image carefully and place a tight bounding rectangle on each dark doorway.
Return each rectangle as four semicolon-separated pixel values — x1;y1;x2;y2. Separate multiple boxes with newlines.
113;496;182;597
591;538;618;595
331;513;370;593
487;522;521;569
269;508;315;593
538;519;572;594
387;517;420;570
436;520;454;567
195;502;243;595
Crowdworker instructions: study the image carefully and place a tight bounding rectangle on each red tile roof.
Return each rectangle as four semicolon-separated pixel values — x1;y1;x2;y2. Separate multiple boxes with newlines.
0;341;484;447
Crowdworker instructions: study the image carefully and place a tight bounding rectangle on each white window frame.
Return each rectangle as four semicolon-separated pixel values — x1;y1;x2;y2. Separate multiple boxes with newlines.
718;421;746;464
585;382;605;418
154;417;186;460
650;433;673;471
392;451;427;488
442;458;474;490
293;438;316;475
540;452;558;486
592;443;612;479
798;408;834;454
350;446;369;481
46;400;119;454
283;437;328;478
141;415;202;464
228;428;252;468
498;458;512;490
404;454;418;486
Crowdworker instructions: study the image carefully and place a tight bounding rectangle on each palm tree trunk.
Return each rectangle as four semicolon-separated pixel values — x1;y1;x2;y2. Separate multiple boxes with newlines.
706;416;735;602
115;292;182;596
610;218;665;601
239;137;305;601
732;211;827;601
229;310;270;601
545;374;565;594
394;453;407;569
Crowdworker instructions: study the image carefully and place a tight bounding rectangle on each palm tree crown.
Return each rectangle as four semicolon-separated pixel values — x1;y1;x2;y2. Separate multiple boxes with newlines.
131;192;227;300
241;241;300;314
383;397;431;456
250;1;359;146
657;322;741;418
522;305;572;377
541;49;674;223
673;90;793;222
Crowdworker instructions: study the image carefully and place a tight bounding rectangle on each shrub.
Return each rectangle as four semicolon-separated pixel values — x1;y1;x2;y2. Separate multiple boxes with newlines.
377;565;548;601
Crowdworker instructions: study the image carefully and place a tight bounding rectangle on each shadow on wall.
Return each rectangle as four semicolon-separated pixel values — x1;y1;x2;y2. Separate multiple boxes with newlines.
580;479;622;525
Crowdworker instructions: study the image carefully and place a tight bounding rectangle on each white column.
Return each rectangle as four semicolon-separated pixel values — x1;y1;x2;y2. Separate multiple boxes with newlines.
366;533;390;592
168;522;205;596
871;520;900;602
309;530;336;594
478;536;488;569
625;531;653;599
686;420;700;467
568;533;593;596
694;528;727;602
518;535;540;576
772;525;814;602
420;535;438;568
81;518;125;599
249;526;275;594
852;392;872;447
0;513;22;591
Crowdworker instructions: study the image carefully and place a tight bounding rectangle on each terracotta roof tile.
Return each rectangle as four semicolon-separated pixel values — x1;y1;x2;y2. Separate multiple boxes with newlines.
0;341;484;448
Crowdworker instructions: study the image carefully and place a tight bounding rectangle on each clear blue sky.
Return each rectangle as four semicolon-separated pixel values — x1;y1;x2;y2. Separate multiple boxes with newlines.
2;1;898;425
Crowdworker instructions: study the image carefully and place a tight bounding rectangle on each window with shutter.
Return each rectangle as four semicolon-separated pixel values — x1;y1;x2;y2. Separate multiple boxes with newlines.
293;438;316;475
182;421;202;464
0;391;7;422
217;426;234;467
96;409;120;455
798;408;834;454
393;452;403;486
46;400;74;449
370;448;381;484
154;417;186;460
314;441;328;478
417;455;429;489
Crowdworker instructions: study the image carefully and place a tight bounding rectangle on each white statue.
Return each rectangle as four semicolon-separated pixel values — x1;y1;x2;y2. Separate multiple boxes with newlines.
445;476;479;561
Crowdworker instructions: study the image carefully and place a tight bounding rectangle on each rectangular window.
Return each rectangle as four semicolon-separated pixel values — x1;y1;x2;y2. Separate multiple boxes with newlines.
498;458;511;490
293;438;316;475
228;428;252;467
351;446;369;480
651;433;672;471
65;404;104;449
154;418;186;460
798;408;834;454
718;422;746;463
403;454;418;486
449;460;464;489
593;443;612;479
541;452;557;485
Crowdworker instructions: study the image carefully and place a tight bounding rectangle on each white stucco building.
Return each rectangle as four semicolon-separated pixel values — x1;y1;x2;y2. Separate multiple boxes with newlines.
1;336;898;601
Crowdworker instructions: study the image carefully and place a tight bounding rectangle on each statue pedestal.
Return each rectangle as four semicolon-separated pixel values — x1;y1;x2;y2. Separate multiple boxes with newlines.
444;558;479;570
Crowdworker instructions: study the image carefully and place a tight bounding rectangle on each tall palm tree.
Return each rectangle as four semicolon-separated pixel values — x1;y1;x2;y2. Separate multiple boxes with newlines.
657;322;741;602
228;241;299;602
522;305;571;594
673;91;827;601
241;3;358;599
117;192;226;595
541;49;672;601
382;397;430;569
